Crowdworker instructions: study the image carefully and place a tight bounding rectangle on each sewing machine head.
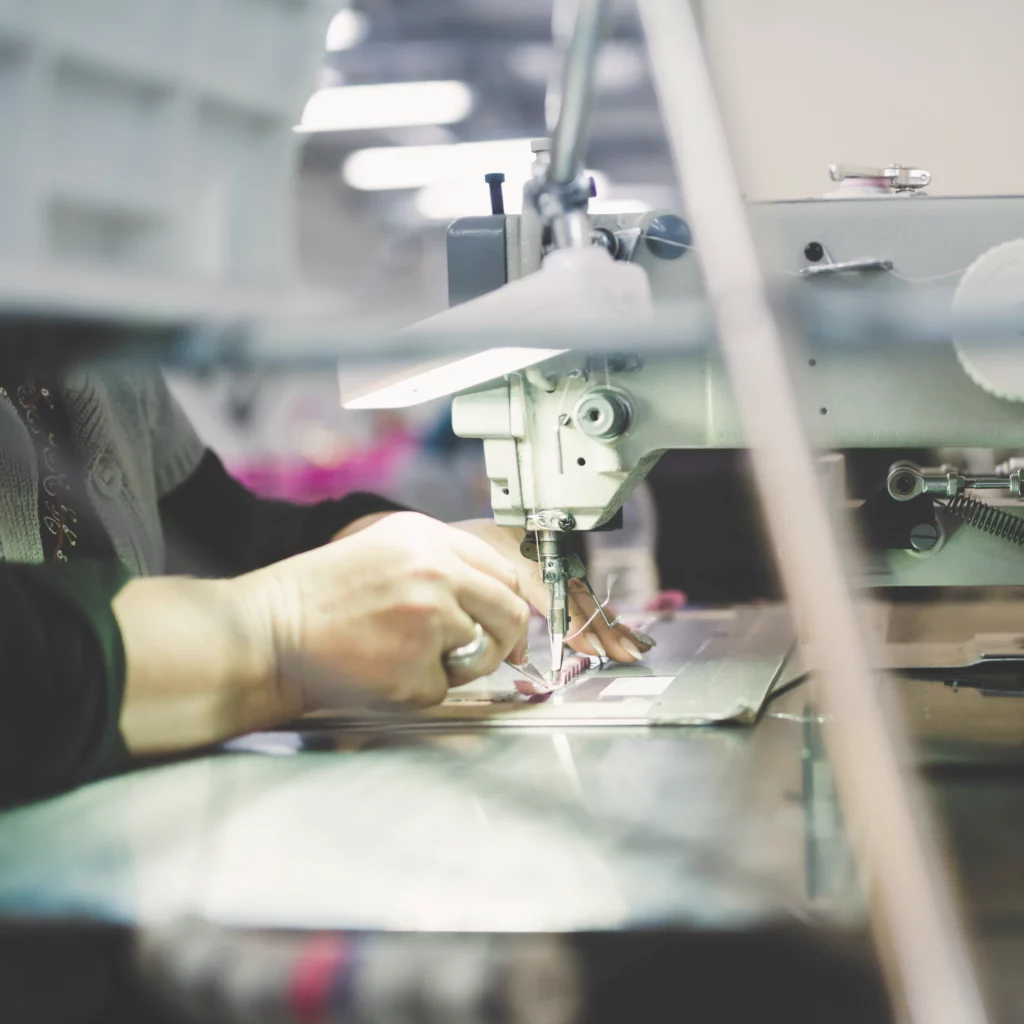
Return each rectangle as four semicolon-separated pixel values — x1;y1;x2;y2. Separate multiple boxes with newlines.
349;177;1024;588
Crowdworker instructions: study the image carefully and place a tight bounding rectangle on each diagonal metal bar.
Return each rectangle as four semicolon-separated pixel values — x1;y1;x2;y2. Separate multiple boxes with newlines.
635;1;989;1021
548;0;609;186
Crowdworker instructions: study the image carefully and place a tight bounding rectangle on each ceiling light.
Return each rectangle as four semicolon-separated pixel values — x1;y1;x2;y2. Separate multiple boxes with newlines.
325;8;370;52
296;81;474;133
343;138;534;191
343;138;611;197
415;171;612;220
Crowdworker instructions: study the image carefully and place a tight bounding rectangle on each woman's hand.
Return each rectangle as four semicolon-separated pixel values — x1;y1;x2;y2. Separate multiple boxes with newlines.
450;519;653;664
239;513;531;710
115;513;531;755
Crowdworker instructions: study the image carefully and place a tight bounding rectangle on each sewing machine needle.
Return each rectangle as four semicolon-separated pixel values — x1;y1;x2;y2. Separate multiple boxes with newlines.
550;631;565;677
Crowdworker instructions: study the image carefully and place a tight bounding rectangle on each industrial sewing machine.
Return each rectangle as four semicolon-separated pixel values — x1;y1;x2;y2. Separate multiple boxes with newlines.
349;162;1024;674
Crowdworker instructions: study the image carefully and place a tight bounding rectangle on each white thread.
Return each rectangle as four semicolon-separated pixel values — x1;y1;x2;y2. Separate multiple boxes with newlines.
564;573;617;644
884;266;968;284
554;373;574;474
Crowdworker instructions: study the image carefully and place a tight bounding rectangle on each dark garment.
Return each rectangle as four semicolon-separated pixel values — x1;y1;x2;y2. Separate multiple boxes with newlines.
0;560;129;806
159;449;408;576
0;368;115;563
0;448;407;806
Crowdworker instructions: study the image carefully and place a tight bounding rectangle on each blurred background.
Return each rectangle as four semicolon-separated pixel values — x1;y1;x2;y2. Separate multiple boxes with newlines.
166;0;678;535
8;0;1020;600
164;0;1024;602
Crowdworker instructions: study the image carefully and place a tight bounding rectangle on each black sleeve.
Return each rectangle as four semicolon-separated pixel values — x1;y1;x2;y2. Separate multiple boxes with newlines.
0;560;131;807
159;449;409;577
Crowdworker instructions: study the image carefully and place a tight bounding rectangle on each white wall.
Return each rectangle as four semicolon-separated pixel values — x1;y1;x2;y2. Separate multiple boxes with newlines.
700;0;1024;199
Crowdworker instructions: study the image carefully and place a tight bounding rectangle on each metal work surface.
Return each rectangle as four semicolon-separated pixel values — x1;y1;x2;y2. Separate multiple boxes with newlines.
0;607;1023;1015
315;605;793;729
0;615;855;935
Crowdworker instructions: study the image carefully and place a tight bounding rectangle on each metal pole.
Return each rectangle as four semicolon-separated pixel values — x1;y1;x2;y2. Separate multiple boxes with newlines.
635;1;989;1021
549;0;608;186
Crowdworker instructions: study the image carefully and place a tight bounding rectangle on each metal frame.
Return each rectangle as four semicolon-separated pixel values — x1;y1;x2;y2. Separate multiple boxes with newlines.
635;1;987;1021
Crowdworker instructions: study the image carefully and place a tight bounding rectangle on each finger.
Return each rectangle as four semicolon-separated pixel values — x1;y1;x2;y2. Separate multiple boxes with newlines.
444;526;523;593
439;601;479;654
394;661;451;708
445;626;504;686
508;634;531;667
514;564;553;618
433;598;505;686
564;582;643;663
451;565;531;665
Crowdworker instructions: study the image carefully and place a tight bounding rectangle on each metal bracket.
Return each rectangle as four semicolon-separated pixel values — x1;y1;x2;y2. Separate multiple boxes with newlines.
799;244;894;277
526;510;576;532
829;163;931;193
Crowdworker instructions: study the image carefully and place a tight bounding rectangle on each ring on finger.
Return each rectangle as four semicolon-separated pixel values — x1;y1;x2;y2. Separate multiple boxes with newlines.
444;622;489;671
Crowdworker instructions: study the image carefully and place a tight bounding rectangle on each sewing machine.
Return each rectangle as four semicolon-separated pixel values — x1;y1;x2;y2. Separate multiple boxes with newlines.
348;170;1024;672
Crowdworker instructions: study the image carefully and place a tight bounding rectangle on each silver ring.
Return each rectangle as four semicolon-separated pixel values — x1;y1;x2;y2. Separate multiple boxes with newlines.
444;622;488;670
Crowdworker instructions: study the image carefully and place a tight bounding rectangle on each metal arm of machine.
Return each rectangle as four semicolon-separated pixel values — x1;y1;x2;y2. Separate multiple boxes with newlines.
453;345;1024;536
523;0;609;675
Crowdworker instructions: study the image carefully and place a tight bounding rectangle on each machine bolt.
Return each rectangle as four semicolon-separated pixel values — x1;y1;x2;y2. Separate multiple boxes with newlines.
484;172;506;215
909;522;939;552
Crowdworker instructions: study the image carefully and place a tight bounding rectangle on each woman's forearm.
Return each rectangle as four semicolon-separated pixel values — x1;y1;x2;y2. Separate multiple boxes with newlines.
112;576;300;756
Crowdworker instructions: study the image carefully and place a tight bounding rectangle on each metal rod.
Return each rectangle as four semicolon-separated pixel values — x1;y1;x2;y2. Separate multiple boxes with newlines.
635;2;989;1022
549;0;608;185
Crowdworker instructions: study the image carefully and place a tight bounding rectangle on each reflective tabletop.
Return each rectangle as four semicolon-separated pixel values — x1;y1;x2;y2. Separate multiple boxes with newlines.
0;609;860;934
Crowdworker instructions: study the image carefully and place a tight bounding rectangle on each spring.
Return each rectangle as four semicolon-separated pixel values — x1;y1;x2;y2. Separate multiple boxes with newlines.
940;495;1024;545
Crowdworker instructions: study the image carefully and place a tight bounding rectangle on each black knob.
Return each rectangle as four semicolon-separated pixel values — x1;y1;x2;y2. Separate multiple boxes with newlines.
804;241;825;262
484;172;505;215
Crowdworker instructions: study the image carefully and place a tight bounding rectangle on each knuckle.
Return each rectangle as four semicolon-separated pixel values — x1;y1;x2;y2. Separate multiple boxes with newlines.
408;555;451;586
394;585;446;622
512;598;531;631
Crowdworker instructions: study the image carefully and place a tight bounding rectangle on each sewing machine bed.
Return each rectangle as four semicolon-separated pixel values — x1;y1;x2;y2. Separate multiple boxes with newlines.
307;605;794;731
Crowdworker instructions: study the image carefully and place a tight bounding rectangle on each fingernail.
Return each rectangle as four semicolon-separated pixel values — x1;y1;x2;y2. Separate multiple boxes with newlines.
586;632;607;658
621;638;644;661
512;643;530;667
630;629;657;650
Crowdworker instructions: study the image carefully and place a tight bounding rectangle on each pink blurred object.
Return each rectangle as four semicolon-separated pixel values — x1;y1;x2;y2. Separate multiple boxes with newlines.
231;431;417;504
643;590;687;613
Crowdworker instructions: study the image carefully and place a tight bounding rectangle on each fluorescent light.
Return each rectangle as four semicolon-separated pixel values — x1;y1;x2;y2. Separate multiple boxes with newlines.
344;138;534;191
296;81;474;133
344;139;611;201
415;171;612;220
325;8;369;52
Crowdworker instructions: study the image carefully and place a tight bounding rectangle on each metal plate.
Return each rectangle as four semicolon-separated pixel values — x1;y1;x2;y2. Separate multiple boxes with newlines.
309;605;793;731
0;624;855;935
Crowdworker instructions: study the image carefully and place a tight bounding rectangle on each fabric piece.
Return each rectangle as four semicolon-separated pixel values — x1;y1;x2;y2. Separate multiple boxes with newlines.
0;560;131;806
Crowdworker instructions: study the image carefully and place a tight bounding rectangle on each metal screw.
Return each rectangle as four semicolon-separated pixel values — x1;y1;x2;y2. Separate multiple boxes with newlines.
484;173;505;215
909;522;939;552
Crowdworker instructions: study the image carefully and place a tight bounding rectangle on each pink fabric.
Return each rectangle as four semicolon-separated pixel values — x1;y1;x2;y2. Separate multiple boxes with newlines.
231;432;417;504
